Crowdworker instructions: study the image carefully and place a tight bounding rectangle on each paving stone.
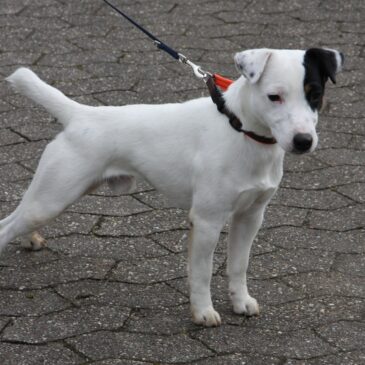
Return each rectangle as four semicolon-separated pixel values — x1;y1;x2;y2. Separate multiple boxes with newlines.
2;93;39;109
317;321;365;352
111;253;188;284
125;304;195;335
2;305;130;343
56;280;188;309
96;209;189;237
53;76;136;97
285;351;365;365
283;154;329;172
90;360;150;365
0;128;25;146
47;234;168;261
39;50;121;67
0;15;69;30
244;296;364;332
0;200;18;217
0;163;32;182
41;212;99;238
3;36;80;56
316;131;352;149
136;75;204;95
66;331;213;363
68;194;151;217
314;148;365;166
320;116;365;135
308;204;364;231
262;205;308;229
18;157;43;173
248;248;335;279
195;326;336;359
0;343;83;365
348;134;365;150
11;120;61;141
111;252;224;284
0;256;115;289
0;98;12;113
259;226;365;253
0;0;26;15
0;140;47;164
271;187;351;209
148;230;189;253
133;190;176;209
281;272;365;298
0;318;9;332
0;288;70;317
0;242;60;266
249;278;308;306
337;182;365;203
55;22;112;39
327;99;364;119
189;353;281;365
251;235;278;256
332;253;365;277
0;51;41;67
84;62;176;81
281;166;365;190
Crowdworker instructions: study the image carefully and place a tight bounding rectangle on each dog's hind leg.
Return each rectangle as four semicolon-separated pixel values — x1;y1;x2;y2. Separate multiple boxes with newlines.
20;231;46;251
0;136;102;253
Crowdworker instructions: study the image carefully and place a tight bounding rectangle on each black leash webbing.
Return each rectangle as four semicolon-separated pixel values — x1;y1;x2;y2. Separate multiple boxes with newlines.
102;0;180;60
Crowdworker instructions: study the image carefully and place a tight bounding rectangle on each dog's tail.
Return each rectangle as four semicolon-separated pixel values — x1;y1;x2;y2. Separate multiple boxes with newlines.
6;68;80;127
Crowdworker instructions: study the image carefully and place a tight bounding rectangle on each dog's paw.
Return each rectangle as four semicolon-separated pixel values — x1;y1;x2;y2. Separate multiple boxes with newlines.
20;232;46;251
232;295;260;316
192;306;222;327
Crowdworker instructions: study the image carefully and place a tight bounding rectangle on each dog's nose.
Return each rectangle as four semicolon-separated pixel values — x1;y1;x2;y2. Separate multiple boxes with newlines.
293;133;313;153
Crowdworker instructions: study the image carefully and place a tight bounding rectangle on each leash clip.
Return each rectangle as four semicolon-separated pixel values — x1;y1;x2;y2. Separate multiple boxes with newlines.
178;53;211;80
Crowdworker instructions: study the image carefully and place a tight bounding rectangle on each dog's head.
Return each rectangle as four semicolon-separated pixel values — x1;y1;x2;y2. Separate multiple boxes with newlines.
234;48;344;153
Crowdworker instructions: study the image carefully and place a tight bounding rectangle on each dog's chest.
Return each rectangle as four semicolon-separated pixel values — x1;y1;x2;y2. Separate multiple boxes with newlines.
232;151;283;213
234;183;277;215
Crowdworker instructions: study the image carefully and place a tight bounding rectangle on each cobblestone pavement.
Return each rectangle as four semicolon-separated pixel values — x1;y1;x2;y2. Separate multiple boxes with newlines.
0;0;364;364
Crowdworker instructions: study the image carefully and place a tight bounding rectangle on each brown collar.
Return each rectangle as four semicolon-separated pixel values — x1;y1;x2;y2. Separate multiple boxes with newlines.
205;75;277;145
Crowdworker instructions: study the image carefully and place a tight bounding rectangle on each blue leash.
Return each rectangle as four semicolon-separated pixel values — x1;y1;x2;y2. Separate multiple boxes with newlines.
102;0;180;60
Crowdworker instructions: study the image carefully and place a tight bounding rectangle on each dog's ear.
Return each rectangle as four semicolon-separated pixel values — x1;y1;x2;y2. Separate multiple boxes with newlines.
234;49;272;83
304;48;344;84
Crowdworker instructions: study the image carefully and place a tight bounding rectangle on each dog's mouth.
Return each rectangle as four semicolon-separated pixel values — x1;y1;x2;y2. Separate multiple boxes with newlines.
291;147;313;155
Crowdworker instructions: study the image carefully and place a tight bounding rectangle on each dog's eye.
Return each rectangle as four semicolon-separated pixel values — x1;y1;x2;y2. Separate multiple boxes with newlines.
268;94;282;103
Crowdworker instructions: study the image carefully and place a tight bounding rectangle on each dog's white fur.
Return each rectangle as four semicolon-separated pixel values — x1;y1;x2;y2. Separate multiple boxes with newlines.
0;48;342;326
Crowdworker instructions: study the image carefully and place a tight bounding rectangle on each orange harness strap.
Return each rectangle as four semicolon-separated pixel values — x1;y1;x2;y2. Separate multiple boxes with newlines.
213;74;234;91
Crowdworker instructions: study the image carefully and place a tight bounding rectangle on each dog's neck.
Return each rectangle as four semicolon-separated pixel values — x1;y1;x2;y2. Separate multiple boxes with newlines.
224;77;273;139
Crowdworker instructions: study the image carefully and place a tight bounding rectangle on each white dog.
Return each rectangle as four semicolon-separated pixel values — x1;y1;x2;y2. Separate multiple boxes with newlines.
0;48;343;326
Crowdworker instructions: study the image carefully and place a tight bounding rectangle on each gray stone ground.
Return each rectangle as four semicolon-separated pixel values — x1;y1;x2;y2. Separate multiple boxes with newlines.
0;0;364;364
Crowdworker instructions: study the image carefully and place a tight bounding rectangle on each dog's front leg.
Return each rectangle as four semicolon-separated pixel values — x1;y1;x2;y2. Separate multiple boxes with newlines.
188;210;226;327
227;208;265;316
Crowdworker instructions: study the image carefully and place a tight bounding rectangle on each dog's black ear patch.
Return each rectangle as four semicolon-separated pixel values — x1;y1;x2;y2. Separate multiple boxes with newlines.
304;48;339;84
303;48;343;111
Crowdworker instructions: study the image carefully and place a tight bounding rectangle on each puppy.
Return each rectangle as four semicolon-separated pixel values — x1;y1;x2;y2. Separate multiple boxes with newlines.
0;48;343;326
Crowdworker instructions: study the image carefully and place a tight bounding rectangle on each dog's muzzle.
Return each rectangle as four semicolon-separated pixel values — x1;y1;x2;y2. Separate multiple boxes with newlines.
293;133;313;153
